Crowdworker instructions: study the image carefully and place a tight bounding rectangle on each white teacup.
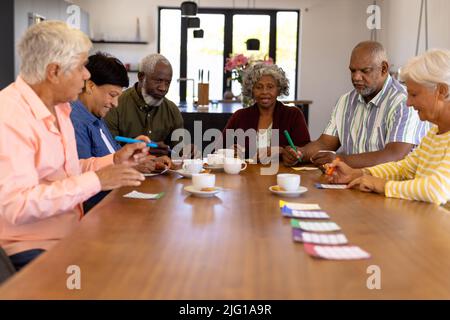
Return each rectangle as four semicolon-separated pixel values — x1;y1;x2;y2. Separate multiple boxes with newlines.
172;159;183;165
224;157;247;174
182;159;203;174
277;174;301;191
216;148;235;158
207;153;224;166
192;173;216;191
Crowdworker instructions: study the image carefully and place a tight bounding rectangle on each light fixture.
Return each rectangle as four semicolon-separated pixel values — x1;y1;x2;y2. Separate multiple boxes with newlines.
193;29;204;38
181;1;197;17
187;17;200;28
246;38;260;51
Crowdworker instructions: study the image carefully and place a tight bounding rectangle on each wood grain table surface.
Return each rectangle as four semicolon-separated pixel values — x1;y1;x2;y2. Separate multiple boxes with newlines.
0;164;449;299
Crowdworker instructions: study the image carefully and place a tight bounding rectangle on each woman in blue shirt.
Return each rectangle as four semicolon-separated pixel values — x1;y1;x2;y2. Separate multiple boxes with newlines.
71;52;171;212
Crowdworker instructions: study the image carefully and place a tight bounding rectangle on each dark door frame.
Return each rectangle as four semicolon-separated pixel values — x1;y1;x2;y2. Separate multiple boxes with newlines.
158;7;300;103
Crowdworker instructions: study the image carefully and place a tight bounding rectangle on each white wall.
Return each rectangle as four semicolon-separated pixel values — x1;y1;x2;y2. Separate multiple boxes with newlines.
299;0;372;138
71;0;450;139
379;0;450;74
14;0;73;77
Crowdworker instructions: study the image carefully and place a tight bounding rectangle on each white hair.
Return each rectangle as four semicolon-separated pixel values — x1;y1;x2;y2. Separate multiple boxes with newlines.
139;53;171;75
18;20;92;85
242;63;289;98
400;49;450;95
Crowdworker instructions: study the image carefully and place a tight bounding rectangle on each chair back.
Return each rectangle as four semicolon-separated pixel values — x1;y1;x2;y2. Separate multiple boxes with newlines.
0;247;15;284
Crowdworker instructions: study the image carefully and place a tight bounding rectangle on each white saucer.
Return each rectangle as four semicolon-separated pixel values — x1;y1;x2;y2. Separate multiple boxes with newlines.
184;185;222;197
171;168;209;178
269;185;308;197
143;168;169;177
203;163;224;171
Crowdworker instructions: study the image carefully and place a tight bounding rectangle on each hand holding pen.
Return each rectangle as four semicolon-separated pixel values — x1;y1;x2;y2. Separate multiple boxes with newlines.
115;135;171;156
325;159;365;185
283;130;303;165
325;156;341;176
115;136;158;148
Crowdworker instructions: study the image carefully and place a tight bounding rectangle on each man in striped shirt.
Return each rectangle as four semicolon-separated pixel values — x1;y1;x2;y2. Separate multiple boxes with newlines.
325;49;450;205
283;41;429;168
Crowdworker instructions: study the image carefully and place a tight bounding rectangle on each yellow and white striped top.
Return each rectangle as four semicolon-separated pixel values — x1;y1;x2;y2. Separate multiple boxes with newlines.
367;125;450;205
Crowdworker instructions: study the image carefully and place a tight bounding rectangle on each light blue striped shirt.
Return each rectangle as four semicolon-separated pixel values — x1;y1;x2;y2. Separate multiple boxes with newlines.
323;75;429;154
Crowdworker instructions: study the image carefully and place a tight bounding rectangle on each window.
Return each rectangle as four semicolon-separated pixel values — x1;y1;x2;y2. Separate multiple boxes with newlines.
276;11;299;101
159;7;300;103
231;14;270;97
187;13;225;102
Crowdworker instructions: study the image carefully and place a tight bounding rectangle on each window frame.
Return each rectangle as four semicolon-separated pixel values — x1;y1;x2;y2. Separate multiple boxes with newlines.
158;7;300;103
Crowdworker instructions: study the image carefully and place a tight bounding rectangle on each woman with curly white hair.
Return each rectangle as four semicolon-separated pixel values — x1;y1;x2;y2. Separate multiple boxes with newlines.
223;62;310;161
327;49;450;205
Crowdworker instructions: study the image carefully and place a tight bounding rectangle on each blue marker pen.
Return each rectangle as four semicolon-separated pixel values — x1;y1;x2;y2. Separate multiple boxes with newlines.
115;136;159;148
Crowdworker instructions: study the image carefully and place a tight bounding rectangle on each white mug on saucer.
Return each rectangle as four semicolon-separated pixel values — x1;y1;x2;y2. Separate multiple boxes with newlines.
224;158;247;174
277;174;301;191
192;173;216;190
182;159;203;174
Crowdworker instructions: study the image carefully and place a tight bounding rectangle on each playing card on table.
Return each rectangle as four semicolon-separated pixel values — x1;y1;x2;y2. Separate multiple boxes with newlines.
304;243;370;260
292;229;348;245
314;183;348;189
282;208;330;219
279;200;321;211
290;219;341;232
123;190;165;200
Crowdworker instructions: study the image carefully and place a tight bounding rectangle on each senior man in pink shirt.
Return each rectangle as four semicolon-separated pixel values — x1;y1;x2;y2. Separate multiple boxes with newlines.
0;21;149;270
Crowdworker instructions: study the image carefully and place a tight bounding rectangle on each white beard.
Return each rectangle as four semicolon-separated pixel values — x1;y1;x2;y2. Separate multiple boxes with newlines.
141;84;164;107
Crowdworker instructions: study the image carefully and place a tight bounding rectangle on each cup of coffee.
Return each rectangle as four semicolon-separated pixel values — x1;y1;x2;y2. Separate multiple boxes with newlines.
224;157;247;174
171;158;183;168
207;154;224;166
277;174;301;191
182;159;203;174
216;148;235;158
192;173;216;191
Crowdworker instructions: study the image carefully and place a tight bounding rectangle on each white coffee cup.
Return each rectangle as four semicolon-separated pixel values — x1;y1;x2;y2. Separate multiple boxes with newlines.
182;159;203;174
192;173;216;190
207;153;224;165
216;148;235;158
277;174;301;191
172;159;183;165
224;157;247;174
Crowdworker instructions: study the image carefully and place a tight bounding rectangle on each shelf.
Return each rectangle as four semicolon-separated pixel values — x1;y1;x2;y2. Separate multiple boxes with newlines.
91;40;148;45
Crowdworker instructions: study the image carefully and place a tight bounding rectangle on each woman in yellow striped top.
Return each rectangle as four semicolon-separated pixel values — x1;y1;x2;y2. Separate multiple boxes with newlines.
327;49;450;205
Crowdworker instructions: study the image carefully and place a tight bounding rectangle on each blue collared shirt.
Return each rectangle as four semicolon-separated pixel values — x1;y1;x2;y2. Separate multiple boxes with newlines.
70;100;120;158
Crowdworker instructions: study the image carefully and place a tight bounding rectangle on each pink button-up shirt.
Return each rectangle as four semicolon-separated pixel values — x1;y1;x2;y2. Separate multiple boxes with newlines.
0;76;113;255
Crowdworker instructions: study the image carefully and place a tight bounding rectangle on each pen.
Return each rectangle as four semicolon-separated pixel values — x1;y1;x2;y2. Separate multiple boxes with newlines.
325;157;341;176
283;130;302;161
115;136;158;148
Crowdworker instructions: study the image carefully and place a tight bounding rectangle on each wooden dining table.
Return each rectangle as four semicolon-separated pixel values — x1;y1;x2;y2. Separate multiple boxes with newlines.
0;163;449;299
